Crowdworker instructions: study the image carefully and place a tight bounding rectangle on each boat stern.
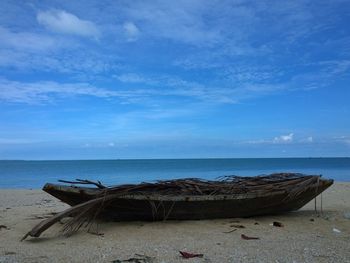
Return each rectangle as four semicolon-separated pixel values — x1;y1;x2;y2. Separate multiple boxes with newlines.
317;177;334;194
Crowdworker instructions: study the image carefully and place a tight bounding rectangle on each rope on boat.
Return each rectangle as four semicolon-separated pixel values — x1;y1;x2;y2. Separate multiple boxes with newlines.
313;176;324;215
314;176;320;214
163;201;176;221
314;197;317;213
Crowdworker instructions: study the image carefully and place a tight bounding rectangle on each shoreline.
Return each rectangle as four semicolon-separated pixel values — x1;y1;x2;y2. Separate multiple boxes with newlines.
0;183;349;262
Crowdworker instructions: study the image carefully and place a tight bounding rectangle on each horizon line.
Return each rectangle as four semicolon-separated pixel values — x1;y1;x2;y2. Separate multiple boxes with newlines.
0;156;349;162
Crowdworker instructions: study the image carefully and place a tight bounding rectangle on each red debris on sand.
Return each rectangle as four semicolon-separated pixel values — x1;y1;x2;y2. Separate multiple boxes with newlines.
179;251;204;259
241;234;260;240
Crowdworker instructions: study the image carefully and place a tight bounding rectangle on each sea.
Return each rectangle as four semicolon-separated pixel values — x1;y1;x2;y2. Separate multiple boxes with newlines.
0;158;349;188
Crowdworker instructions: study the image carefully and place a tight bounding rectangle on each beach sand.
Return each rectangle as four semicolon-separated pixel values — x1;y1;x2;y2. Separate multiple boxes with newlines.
0;183;349;263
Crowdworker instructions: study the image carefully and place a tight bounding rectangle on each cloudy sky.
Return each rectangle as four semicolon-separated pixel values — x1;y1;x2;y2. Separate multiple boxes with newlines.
0;0;349;159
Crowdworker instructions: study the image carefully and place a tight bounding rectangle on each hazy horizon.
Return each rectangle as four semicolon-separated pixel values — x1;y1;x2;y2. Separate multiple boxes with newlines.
1;157;349;162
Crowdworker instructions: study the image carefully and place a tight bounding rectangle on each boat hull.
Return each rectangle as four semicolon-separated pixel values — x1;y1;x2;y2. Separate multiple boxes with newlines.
43;178;333;221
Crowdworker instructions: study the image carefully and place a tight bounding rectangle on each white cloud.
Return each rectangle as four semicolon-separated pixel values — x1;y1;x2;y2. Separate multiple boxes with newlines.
0;78;119;104
115;72;236;103
115;72;290;104
333;136;350;145
116;73;156;84
0;69;339;106
0;138;39;144
123;1;221;46
0;26;111;75
245;134;316;145
274;133;294;143
37;10;100;39
123;22;140;41
0;47;119;76
0;26;57;51
0;76;234;105
306;136;313;143
298;136;314;143
245;139;270;144
318;60;350;74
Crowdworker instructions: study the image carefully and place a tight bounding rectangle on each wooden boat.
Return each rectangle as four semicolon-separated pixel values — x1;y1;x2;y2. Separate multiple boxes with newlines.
22;173;334;240
43;173;333;221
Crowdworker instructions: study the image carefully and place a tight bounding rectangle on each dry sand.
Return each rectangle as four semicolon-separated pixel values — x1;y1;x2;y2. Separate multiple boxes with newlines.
0;183;349;263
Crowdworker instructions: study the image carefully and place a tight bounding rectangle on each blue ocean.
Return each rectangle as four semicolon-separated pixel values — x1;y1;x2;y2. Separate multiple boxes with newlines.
0;158;349;188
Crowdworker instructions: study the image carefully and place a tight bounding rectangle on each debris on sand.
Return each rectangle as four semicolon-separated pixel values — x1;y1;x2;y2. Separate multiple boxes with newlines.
272;221;284;227
343;212;350;220
111;254;154;263
230;224;245;228
179;251;204;259
0;225;9;230
333;228;341;233
241;234;260;240
223;229;237;233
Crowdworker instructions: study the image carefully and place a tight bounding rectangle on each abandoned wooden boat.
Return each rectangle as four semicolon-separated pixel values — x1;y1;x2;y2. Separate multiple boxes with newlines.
43;173;333;221
22;173;333;240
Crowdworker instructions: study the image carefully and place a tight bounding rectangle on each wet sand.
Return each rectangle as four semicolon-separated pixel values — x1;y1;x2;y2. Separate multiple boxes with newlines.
0;183;349;263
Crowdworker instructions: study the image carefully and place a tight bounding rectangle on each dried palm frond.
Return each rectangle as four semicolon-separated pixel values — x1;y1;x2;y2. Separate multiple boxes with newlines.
22;173;324;240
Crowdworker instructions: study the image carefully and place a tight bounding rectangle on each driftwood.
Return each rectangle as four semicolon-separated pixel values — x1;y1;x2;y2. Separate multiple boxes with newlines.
22;173;331;240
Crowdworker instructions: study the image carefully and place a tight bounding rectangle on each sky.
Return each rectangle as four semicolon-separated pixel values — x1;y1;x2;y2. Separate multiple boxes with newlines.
0;0;350;159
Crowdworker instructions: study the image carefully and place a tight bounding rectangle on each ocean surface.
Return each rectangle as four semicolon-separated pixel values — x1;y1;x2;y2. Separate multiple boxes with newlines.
0;158;349;188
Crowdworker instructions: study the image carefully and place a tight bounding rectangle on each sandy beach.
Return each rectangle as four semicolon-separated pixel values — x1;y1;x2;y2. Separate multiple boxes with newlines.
0;183;349;263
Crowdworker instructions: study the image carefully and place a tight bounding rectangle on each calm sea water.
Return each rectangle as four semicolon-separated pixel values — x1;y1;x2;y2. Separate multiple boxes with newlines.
0;158;349;188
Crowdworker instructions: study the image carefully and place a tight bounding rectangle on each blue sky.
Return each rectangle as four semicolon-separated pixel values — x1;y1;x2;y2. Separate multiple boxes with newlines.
0;0;349;159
